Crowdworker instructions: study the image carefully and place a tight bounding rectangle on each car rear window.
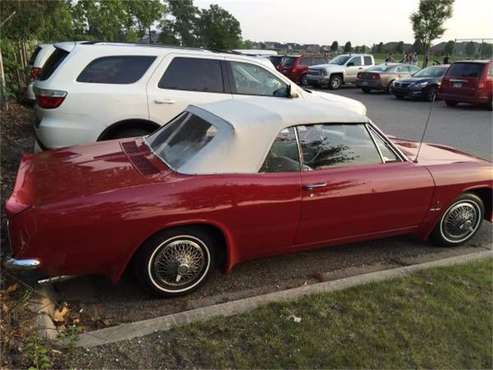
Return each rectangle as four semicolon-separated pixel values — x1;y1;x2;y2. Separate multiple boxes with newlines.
38;48;69;81
28;46;42;65
447;63;485;78
77;56;156;84
364;56;373;66
159;57;224;93
146;112;218;169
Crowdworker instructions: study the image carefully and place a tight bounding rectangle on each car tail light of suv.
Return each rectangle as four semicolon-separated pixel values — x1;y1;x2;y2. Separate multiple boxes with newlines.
34;87;67;109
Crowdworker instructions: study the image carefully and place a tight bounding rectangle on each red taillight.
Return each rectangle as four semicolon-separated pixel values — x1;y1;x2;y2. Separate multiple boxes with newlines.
30;67;42;80
34;88;67;109
372;74;380;80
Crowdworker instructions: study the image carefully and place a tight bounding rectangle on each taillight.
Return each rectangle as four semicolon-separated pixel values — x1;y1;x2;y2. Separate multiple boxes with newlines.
34;87;67;109
373;74;380;80
357;72;362;79
30;67;42;80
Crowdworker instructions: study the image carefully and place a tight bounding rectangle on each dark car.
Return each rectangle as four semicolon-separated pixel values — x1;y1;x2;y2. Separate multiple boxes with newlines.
391;65;449;101
439;60;493;110
269;55;283;70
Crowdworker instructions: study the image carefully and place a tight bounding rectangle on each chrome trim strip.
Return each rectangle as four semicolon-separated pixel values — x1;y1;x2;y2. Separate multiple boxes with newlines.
293;126;304;171
365;124;385;164
366;119;408;162
4;257;40;271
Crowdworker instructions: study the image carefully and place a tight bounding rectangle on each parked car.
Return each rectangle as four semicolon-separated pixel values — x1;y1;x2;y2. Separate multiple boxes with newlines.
278;55;309;85
391;65;449;101
305;54;375;89
5;98;492;297
356;63;421;93
33;42;365;151
269;55;283;70
439;60;493;110
24;44;56;103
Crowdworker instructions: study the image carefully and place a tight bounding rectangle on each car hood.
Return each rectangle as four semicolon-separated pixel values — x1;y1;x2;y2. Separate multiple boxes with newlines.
391;137;489;165
309;63;345;72
6;139;169;210
306;90;367;116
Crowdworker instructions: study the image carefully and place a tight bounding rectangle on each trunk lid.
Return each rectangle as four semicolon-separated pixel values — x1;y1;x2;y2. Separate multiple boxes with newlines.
6;139;169;211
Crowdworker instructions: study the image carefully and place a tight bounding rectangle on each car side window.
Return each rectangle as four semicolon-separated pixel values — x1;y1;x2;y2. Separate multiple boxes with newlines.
348;56;362;66
159;57;224;93
260;127;300;173
410;66;420;74
230;61;289;97
368;126;400;163
77;56;156;84
364;56;373;66
297;124;382;170
395;66;405;73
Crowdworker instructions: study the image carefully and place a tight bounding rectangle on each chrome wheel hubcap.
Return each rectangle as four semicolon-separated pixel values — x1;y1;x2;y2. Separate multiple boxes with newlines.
441;202;481;243
152;239;206;287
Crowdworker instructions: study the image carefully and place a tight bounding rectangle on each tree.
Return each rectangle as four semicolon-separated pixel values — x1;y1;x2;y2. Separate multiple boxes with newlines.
465;41;476;57
197;4;242;50
376;42;384;53
159;0;200;46
127;0;166;42
480;43;493;59
343;41;352;53
444;40;455;56
410;0;454;67
360;45;368;53
396;41;404;53
330;41;338;52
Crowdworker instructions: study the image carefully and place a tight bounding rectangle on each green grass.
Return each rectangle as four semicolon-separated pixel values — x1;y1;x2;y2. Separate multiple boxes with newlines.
68;259;493;369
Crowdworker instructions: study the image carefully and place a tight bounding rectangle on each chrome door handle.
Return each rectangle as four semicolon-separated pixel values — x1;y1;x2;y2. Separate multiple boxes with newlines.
303;182;327;190
154;99;175;104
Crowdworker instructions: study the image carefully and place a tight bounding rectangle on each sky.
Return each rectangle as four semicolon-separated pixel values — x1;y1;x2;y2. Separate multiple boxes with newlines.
195;0;493;46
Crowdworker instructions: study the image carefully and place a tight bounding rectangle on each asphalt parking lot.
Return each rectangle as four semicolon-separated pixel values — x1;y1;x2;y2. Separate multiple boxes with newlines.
328;87;492;160
48;88;492;331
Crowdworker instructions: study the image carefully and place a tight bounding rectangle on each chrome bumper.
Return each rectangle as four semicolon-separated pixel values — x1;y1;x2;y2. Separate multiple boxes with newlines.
4;257;40;271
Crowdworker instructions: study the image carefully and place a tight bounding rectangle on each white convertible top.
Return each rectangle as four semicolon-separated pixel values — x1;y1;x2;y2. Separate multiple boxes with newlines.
174;97;368;175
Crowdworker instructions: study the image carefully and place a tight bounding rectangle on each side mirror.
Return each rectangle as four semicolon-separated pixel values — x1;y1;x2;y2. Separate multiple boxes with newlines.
287;85;299;98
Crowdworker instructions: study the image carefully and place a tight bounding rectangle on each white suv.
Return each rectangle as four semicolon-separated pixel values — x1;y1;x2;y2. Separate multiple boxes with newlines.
306;54;375;89
33;42;367;150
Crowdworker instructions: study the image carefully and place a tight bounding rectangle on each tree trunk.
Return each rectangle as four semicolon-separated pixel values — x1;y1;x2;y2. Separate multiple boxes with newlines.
0;47;8;110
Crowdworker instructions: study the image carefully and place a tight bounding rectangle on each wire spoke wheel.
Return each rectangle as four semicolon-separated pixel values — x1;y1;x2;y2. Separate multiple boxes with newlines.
149;236;209;292
440;201;481;243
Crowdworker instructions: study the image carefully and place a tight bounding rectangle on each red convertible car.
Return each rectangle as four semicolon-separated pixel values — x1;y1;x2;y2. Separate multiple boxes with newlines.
5;98;492;296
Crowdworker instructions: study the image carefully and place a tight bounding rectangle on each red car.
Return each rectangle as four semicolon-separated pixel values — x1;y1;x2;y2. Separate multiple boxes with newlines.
279;55;309;85
439;60;493;110
5;98;492;297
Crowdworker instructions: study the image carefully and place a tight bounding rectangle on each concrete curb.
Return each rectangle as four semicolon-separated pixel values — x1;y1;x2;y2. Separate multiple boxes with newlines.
76;249;493;348
28;285;58;340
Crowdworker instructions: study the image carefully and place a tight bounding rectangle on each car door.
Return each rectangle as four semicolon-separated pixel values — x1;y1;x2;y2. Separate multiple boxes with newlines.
345;56;364;83
227;127;302;260
225;60;293;102
147;54;232;126
294;123;435;246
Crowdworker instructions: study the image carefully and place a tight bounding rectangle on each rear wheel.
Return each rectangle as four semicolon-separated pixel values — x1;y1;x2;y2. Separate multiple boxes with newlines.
134;227;216;297
445;100;458;107
106;128;153;140
386;80;395;94
300;74;308;86
430;193;484;247
328;75;343;90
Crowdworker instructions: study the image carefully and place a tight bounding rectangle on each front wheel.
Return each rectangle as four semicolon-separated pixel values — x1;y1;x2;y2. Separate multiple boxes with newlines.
134;227;216;296
430;193;484;247
328;75;343;90
362;87;372;93
425;86;438;102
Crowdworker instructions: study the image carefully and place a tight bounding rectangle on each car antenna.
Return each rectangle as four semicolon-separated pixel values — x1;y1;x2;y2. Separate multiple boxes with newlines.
414;92;437;163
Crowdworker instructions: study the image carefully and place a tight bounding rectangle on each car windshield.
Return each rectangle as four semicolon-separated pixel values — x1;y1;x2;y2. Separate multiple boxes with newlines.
367;65;388;72
145;112;217;169
281;57;296;67
329;55;351;65
413;66;447;77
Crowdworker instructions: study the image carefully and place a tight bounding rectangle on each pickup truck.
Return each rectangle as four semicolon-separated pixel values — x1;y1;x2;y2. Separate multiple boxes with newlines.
305;54;375;89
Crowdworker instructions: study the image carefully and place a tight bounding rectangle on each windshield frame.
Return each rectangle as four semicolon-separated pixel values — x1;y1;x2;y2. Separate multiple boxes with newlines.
329;55;351;65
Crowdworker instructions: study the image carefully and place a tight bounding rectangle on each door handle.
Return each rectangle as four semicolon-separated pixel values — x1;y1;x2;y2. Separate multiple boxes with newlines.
154;98;175;105
303;182;327;191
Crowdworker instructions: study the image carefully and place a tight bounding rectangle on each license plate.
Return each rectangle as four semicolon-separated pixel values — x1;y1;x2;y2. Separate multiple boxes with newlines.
453;82;463;88
361;81;368;86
